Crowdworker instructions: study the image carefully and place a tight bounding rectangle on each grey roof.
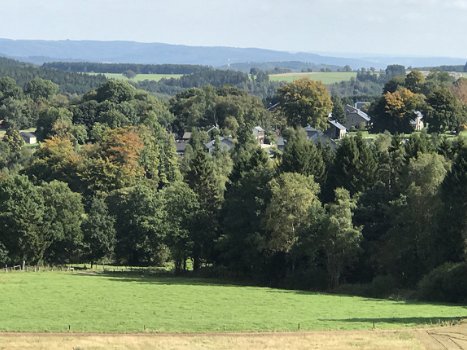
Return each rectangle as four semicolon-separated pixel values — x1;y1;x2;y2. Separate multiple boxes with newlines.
205;137;234;151
253;126;265;132
346;104;370;122
20;132;36;138
328;119;347;130
175;141;188;153
267;102;280;111
276;136;285;147
356;110;371;122
182;132;192;140
305;125;319;133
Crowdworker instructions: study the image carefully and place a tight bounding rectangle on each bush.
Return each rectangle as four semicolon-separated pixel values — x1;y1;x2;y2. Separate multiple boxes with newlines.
417;262;467;303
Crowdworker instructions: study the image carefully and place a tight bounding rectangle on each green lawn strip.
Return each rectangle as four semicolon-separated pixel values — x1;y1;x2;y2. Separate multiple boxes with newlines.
0;272;465;333
269;72;357;84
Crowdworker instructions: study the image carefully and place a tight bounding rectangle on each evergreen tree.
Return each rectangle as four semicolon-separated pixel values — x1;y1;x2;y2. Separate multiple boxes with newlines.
220;145;273;273
280;128;325;183
326;134;377;196
185;144;225;269
439;146;467;260
331;95;346;124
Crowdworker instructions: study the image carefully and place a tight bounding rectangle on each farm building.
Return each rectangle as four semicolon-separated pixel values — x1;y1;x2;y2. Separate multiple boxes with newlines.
325;119;347;140
344;105;371;130
20;132;37;144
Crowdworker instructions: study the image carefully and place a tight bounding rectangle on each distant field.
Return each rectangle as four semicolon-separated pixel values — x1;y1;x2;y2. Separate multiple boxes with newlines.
269;72;357;84
0;272;466;333
86;72;183;82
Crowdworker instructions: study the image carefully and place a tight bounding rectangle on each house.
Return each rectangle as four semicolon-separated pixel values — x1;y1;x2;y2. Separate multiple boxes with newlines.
276;136;286;151
175;141;189;156
325;120;347;140
344;105;371;130
20;132;37;144
252;126;265;144
410;111;424;131
205;137;235;154
181;131;192;142
304;125;321;141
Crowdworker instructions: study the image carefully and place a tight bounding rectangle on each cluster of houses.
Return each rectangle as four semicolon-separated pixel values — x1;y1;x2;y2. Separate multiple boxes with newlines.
175;103;379;156
2;103;425;155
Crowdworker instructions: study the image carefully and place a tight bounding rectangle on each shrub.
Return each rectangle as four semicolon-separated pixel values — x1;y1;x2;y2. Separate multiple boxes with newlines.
417;262;467;303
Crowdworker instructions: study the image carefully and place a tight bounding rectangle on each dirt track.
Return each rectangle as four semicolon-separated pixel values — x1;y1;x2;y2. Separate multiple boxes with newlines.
0;322;466;350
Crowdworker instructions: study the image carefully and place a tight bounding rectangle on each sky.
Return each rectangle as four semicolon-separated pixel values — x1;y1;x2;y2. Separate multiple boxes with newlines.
1;0;466;57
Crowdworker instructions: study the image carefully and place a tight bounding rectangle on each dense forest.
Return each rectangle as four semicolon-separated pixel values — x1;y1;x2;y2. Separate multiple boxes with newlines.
43;62;211;75
0;57;107;94
0;65;466;303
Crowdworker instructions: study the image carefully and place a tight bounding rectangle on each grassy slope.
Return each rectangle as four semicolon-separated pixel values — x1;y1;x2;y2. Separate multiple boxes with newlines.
87;72;182;82
269;72;357;84
0;272;466;333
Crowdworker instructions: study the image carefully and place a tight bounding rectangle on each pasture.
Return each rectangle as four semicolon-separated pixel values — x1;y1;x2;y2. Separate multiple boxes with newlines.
0;271;466;333
269;71;357;84
86;72;183;82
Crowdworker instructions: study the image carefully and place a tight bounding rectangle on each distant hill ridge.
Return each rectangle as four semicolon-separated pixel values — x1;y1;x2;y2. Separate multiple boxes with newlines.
0;38;465;69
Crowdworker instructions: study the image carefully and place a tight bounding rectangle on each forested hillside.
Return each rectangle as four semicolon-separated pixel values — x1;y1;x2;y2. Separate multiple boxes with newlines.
0;68;466;303
0;57;107;94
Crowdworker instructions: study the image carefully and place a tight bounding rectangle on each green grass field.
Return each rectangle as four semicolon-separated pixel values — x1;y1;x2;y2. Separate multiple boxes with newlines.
0;272;466;333
86;72;183;82
269;72;357;84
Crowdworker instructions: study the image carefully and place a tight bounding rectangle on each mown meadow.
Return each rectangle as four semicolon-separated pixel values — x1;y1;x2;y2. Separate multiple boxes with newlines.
0;271;466;333
269;72;357;84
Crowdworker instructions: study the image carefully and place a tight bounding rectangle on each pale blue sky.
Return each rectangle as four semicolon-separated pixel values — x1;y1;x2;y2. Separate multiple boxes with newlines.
1;0;466;57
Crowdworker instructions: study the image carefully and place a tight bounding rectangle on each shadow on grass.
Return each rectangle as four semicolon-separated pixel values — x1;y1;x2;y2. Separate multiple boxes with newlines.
72;270;257;289
71;271;467;309
319;316;465;326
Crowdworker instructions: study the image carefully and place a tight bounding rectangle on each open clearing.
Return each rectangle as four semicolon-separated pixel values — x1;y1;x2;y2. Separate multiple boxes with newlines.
1;272;466;333
86;72;183;82
269;71;357;84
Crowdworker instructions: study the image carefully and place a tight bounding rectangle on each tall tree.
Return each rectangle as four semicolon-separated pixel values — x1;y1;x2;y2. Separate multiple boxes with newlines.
109;183;167;266
276;79;333;129
381;153;450;285
264;172;321;253
326;134;378;196
320;188;362;288
425;87;462;132
40;181;85;264
0;175;44;264
82;195;116;267
280;128;325;183
162;182;200;272
220;145;273;273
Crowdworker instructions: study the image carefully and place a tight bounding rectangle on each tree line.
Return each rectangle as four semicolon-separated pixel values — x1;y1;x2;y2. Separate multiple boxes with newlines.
0;57;107;95
0;74;466;303
43;62;211;75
